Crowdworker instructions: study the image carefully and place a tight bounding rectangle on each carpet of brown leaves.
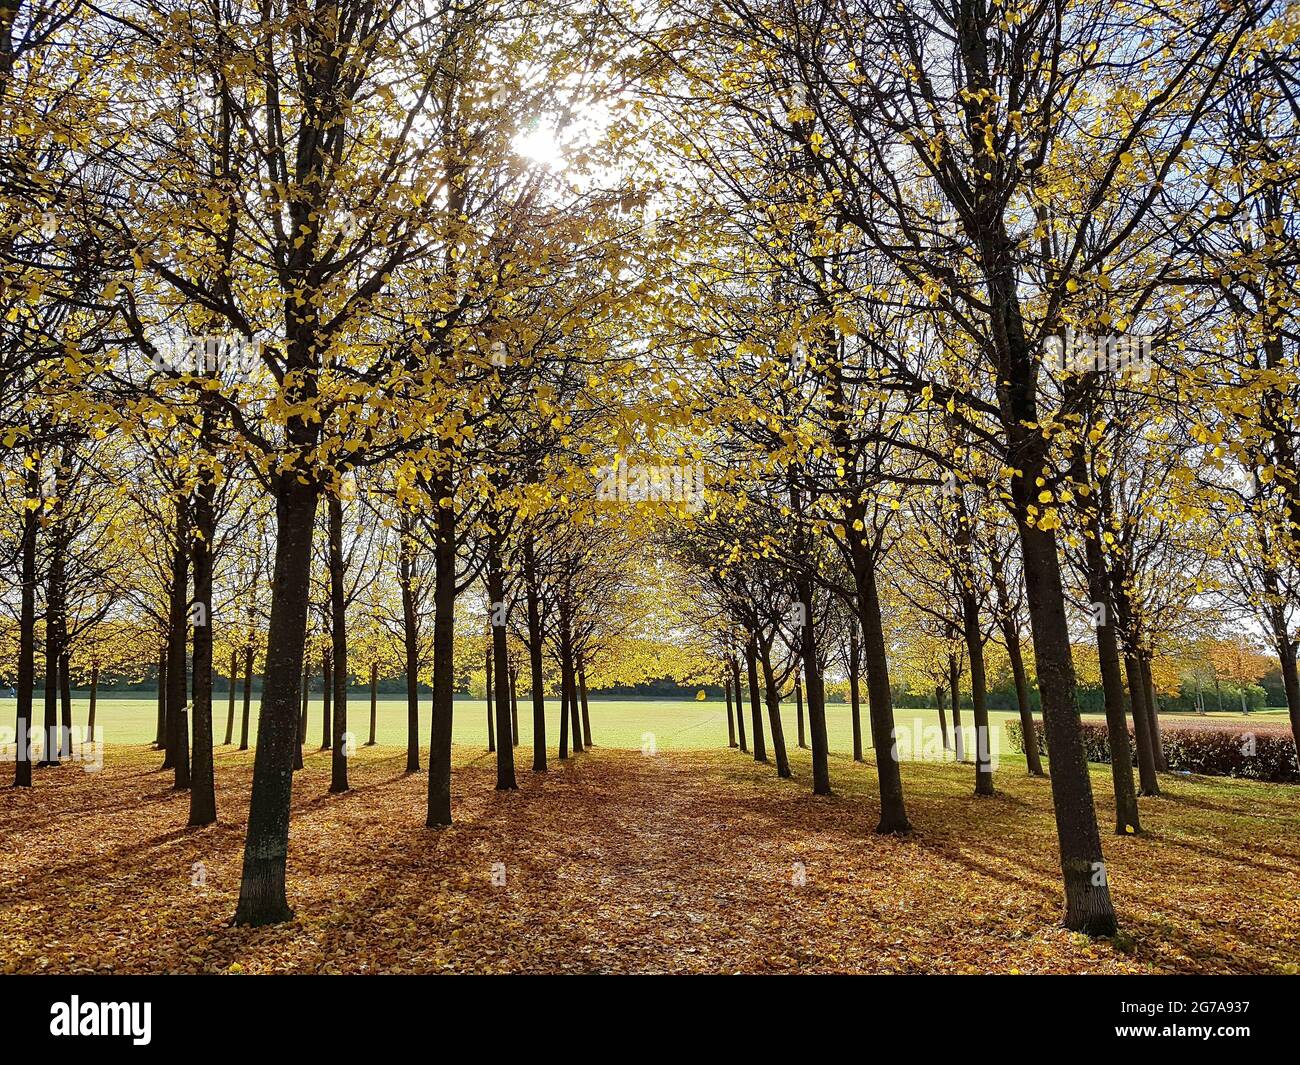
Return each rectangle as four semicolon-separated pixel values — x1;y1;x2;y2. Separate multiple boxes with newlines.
1;743;1297;973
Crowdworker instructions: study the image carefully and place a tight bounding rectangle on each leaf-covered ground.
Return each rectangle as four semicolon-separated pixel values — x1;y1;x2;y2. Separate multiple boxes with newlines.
2;742;1297;973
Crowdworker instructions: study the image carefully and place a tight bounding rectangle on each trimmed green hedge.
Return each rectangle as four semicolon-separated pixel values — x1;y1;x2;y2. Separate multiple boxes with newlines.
1004;719;1298;784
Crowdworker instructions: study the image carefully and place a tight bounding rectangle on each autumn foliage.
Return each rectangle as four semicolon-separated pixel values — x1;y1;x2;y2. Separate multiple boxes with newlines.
1;0;1298;969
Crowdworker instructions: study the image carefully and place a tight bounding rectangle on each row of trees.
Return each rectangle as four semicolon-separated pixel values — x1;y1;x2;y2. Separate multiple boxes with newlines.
633;0;1299;938
2;0;1296;939
1;0;688;925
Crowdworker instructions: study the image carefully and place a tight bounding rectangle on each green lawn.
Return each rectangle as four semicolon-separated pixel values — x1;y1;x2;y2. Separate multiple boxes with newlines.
1;691;1289;763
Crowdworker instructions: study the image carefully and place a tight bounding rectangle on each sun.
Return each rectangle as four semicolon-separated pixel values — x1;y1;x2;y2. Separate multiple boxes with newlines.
512;124;565;170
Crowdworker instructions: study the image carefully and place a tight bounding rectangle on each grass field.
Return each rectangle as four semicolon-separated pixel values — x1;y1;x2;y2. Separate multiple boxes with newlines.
1;692;1290;762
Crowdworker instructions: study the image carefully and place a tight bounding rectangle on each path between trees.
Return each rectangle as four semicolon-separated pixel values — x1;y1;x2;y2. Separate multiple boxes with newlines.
1;745;1296;973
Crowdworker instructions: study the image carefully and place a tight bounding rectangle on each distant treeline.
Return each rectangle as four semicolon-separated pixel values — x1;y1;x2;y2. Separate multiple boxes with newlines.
33;667;1287;713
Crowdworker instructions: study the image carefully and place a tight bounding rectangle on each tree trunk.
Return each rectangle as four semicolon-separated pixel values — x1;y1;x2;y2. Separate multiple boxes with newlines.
852;552;910;832
1113;581;1159;795
13;460;36;786
58;652;72;761
45;457;69;766
166;497;190;789
188;468;216;826
960;591;995;796
797;578;830;795
320;649;332;751
328;494;348;793
154;650;166;750
936;685;950;753
949;653;966;762
1123;653;1159;795
1141;654;1166;771
1276;630;1300;763
366;662;377;747
560;642;582;756
40;510;64;767
558;683;570;760
568;659;583;754
485;641;495;753
487;534;516;790
1013;503;1116;933
523;535;547;773
559;611;582;755
951;486;991;790
426;467;457;826
724;676;737;748
233;477;320;926
239;645;253;751
1074;445;1139;830
578;666;593;748
224;649;238;745
557;618;572;761
966;0;1115;932
299;660;308;741
745;633;766;762
510;666;520;747
848;625;864;762
1084;575;1140;829
794;674;805;749
826;345;906;824
85;664;99;753
758;644;791;778
730;655;747;752
1002;621;1043;775
398;520;421;773
294;660;306;772
1262;566;1299;756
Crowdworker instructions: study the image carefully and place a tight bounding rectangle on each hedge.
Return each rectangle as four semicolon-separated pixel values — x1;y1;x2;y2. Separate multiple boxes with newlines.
1004;718;1298;784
